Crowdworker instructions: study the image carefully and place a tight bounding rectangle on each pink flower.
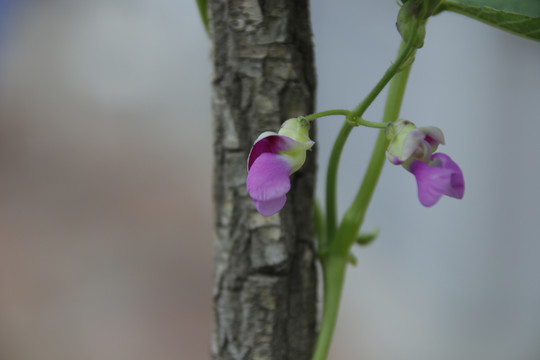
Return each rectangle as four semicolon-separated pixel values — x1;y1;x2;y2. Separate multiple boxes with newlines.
247;119;314;216
405;153;465;207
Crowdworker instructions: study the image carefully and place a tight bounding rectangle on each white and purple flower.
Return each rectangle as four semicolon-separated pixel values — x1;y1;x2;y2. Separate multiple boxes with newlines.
247;118;314;216
386;119;445;165
386;119;464;207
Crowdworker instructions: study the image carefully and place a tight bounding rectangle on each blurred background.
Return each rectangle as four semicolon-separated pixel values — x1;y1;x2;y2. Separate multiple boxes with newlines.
0;1;539;360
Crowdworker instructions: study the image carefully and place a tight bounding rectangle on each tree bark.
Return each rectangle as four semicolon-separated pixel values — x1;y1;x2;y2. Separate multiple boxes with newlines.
208;0;317;359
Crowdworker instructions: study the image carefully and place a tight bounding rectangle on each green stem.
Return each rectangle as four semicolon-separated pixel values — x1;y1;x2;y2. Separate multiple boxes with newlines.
304;110;385;129
325;122;353;241
351;42;415;118
324;34;417;243
304;109;351;122
334;42;413;255
313;39;416;360
311;256;347;360
354;119;387;129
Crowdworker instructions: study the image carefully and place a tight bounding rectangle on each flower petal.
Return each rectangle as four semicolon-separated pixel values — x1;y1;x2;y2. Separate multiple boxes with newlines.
247;134;314;170
408;159;454;207
247;152;292;205
420;126;445;147
407;152;464;207
253;196;288;217
386;151;402;165
401;129;427;161
431;153;464;199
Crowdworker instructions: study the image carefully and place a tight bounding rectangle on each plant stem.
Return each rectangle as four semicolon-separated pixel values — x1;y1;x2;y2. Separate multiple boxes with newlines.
325;122;353;241
324;35;417;245
311;256;347;360
354;119;387;129
304;109;351;122
313;39;416;360
351;45;414;119
334;42;413;255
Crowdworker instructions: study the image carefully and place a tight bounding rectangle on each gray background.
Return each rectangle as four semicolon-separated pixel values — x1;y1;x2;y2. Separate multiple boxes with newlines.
0;0;539;359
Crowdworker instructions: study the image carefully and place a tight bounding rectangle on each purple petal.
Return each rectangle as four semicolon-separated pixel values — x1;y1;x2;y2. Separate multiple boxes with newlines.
432;153;465;199
248;134;313;170
253;196;287;217
407;153;464;207
247;153;292;216
408;160;453;207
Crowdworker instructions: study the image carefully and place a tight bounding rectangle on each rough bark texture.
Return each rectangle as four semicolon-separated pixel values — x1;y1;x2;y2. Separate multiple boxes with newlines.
209;0;317;359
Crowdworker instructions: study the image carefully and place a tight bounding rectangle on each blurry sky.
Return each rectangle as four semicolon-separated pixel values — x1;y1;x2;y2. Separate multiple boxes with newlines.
0;1;539;360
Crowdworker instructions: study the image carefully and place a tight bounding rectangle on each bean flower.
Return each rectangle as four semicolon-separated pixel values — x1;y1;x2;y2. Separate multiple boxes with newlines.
246;118;314;216
386;119;464;207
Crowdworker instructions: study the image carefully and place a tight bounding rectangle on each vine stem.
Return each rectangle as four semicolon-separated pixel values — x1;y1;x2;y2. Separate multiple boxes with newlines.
313;37;416;360
333;41;413;255
304;109;351;121
304;110;386;129
325;32;417;244
325;122;354;240
311;256;347;360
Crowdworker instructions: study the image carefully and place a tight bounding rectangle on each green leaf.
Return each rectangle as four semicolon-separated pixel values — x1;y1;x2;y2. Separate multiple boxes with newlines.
355;228;379;246
347;253;358;267
196;0;209;35
439;0;540;41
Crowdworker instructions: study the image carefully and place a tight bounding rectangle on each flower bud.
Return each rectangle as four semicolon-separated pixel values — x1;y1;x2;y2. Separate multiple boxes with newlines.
386;119;445;165
396;1;427;48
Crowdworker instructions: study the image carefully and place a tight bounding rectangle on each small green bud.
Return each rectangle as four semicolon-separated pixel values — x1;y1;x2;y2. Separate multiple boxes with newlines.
396;1;426;48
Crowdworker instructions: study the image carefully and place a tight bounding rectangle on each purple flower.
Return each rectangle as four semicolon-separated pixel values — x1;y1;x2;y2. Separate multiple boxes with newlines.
247;119;314;216
405;153;465;207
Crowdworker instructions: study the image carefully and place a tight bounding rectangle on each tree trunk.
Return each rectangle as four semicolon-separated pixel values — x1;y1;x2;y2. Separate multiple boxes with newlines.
208;0;317;359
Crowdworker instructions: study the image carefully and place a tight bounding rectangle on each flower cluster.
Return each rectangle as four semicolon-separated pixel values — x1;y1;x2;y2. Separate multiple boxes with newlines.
246;118;314;216
385;119;464;207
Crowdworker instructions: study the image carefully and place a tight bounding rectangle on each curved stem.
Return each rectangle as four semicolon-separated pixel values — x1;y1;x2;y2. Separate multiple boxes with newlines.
311;256;347;360
351;41;415;118
304;110;385;128
304;109;351;122
324;33;417;244
313;39;416;360
325;122;353;240
334;42;413;255
314;20;420;360
354;118;387;129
